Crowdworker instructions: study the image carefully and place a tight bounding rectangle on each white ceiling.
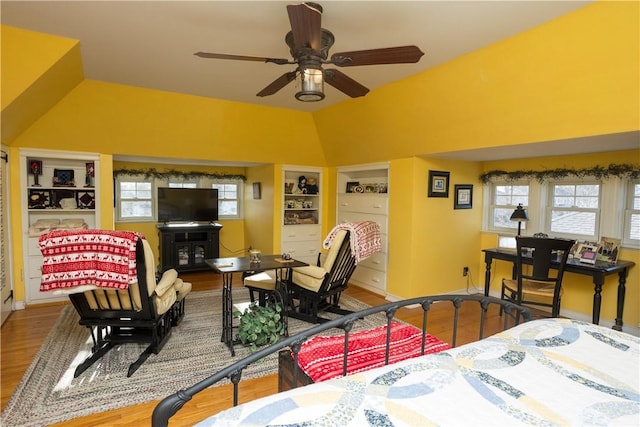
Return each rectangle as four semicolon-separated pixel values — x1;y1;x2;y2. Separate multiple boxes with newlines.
2;0;594;113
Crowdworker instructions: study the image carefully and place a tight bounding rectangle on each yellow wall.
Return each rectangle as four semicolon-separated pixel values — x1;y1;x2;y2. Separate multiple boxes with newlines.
312;1;638;165
8;80;327;166
245;164;277;255
479;149;640;329
387;157;484;299
1;26;84;143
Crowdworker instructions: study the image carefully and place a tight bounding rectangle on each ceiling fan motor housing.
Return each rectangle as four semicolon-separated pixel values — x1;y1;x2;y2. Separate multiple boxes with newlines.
285;28;335;61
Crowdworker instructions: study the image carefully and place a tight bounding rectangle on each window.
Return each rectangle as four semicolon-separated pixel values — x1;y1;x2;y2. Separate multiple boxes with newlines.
488;183;530;231
623;180;640;247
117;178;153;221
548;182;600;238
212;181;242;219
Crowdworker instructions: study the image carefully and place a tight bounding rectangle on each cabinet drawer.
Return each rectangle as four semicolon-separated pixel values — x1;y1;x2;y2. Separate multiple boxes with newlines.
28;237;42;256
282;225;321;242
337;194;388;214
336;212;388;235
358;251;387;272
281;240;320;260
350;265;386;292
28;256;43;278
27;277;66;304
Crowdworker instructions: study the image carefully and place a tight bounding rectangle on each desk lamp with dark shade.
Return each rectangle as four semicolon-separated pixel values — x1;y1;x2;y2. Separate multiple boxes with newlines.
510;203;529;236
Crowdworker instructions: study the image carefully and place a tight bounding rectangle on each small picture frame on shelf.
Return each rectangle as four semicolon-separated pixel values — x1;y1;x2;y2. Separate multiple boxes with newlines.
53;169;75;187
51;189;75;208
28;190;50;209
454;184;473;209
428;170;450;198
364;184;378;193
346;182;360;193
77;191;96;209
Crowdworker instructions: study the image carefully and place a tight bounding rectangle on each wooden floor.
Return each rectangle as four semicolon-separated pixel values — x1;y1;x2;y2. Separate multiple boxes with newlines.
1;271;518;426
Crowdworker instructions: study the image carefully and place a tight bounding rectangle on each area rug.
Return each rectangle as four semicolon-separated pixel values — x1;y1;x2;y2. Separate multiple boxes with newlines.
1;289;379;427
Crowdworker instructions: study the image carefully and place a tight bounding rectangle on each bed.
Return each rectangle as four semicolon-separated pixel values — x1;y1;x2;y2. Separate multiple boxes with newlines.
152;295;640;426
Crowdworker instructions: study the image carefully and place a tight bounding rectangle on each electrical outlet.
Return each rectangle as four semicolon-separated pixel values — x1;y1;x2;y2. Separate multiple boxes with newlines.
462;266;469;277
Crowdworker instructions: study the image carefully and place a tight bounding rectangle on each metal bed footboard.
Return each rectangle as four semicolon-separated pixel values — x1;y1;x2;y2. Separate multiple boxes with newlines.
152;294;530;427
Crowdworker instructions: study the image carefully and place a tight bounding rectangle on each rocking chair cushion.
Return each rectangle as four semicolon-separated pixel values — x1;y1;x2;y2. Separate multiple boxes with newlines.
290;230;349;293
291;266;327;292
155;269;179;297
244;271;277;291
174;278;192;300
155;288;177;315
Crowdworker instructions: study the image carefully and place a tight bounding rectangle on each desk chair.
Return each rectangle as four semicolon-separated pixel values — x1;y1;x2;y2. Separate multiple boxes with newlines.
501;236;575;318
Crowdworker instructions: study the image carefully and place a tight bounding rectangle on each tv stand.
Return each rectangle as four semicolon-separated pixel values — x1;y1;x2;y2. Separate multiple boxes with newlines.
157;223;223;272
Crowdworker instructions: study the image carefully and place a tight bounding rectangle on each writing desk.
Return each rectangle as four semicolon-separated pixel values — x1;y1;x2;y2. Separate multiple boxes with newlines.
206;255;307;356
482;248;635;331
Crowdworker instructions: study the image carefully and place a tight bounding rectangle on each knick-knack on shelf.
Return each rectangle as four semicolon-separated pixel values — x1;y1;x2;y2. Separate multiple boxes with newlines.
85;162;95;187
29;160;42;187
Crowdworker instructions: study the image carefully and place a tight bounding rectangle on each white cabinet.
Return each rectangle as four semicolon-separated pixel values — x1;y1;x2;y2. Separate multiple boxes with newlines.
282;166;322;265
337;163;389;295
20;149;101;304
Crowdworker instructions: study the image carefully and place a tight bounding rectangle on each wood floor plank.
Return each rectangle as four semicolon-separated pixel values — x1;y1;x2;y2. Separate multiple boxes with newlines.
1;271;511;426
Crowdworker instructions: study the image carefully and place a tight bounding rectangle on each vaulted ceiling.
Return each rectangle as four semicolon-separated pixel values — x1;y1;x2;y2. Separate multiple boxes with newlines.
2;1;592;112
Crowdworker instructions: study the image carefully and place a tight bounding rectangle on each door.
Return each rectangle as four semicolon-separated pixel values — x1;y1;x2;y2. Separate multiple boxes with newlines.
1;150;13;324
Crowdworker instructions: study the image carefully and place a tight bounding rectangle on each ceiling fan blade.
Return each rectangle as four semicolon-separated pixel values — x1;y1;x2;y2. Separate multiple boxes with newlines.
195;52;291;65
324;69;369;98
330;46;424;67
256;71;298;97
286;3;322;52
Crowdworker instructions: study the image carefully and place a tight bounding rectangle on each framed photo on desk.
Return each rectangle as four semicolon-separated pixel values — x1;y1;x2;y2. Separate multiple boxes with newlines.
575;242;599;264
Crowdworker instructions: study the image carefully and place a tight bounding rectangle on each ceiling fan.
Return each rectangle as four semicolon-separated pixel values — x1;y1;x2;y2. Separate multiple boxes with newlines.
195;2;424;102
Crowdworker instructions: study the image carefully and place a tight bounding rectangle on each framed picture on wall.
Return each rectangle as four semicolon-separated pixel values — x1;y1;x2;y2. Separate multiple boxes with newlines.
454;184;473;209
252;182;261;200
428;170;450;198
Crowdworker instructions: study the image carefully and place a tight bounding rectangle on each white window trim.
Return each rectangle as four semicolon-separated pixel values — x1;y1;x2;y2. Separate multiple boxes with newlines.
483;180;533;234
206;178;243;220
622;179;640;249
115;174;155;223
545;180;602;240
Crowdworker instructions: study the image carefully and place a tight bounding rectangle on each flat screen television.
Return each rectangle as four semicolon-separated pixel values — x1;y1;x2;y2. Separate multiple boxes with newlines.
157;187;219;223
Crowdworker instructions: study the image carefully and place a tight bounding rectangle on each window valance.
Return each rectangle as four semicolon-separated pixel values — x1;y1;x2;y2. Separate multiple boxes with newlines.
480;163;640;184
113;168;246;181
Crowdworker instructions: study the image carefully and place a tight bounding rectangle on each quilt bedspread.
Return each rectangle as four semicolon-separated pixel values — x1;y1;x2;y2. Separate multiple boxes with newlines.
197;318;639;426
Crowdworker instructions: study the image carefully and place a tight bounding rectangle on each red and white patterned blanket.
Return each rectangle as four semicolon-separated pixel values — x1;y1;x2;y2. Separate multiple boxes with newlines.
39;230;144;291
323;221;381;264
296;321;451;383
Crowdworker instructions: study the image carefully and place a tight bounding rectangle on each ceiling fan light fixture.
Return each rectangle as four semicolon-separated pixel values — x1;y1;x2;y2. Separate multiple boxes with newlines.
296;67;325;102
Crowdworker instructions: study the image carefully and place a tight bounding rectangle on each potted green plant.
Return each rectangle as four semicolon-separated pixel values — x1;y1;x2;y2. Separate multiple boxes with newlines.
234;302;285;352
